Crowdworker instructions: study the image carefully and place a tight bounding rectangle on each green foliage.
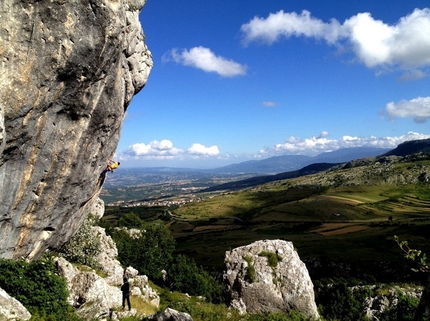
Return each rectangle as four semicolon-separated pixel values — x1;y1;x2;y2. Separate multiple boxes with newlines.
111;223;175;283
244;311;309;321
59;215;102;269
259;251;282;268
244;255;256;283
376;292;420;321
153;288;308;321
315;278;366;321
395;235;430;272
111;214;224;302
118;211;145;228
168;254;223;303
0;255;79;320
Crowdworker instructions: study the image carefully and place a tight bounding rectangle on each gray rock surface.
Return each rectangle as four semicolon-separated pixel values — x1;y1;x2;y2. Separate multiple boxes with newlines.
224;239;319;319
0;0;152;260
55;214;159;320
151;308;194;321
0;287;31;321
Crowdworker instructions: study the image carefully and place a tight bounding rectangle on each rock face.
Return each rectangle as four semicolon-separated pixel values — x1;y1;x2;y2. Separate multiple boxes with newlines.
0;287;31;321
55;215;159;320
224;239;319;320
0;0;152;260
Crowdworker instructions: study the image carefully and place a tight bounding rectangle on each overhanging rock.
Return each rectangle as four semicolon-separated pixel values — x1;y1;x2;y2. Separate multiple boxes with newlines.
0;0;152;260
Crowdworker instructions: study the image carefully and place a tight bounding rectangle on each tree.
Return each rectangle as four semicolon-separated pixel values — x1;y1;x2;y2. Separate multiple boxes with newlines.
59;214;102;268
168;254;223;303
112;223;175;283
0;255;72;318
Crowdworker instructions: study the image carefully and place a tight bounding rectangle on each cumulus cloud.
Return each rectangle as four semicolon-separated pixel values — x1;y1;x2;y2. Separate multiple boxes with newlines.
121;140;220;160
384;96;430;123
187;143;220;156
241;10;343;45
163;46;247;77
241;8;430;70
259;132;430;156
124;140;183;158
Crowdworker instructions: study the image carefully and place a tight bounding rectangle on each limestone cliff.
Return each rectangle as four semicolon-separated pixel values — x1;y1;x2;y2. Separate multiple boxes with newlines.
0;0;152;259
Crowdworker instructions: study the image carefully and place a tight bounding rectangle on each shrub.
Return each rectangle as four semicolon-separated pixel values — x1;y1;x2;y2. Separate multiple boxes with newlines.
111;223;175;283
118;211;145;228
245;311;309;321
59;214;102;269
0;255;78;320
377;291;420;321
168;254;223;303
315;278;365;321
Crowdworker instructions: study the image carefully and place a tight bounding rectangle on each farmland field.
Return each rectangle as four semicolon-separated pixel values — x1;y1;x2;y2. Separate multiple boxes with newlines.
102;158;430;281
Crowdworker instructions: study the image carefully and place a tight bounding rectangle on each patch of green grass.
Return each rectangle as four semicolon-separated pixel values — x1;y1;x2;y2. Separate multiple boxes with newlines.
259;251;282;268
244;255;256;283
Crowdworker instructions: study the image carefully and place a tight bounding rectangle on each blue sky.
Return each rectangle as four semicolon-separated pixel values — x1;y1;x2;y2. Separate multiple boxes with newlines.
116;0;430;168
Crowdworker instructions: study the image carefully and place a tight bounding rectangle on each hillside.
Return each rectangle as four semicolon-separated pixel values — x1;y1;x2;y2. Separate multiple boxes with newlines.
167;152;430;274
211;147;390;174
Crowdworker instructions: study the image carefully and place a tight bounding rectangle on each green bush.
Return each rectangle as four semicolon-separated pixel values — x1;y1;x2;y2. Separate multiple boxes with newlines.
378;291;420;321
0;255;79;320
111;223;175;283
59;214;102;269
315;278;365;321
118;211;145;228
244;255;256;283
245;311;309;321
168;254;223;303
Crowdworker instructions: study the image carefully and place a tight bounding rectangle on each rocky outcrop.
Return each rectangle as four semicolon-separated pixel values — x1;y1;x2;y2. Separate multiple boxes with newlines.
0;287;31;321
55;218;159;320
150;308;194;321
224;239;319;320
0;0;152;260
355;285;423;320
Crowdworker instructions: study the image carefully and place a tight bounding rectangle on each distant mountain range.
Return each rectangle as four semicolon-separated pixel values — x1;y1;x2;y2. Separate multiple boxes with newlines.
210;147;391;175
107;139;430;190
202;138;430;192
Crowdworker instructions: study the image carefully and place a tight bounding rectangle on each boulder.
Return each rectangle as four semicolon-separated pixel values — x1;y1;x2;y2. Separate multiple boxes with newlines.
0;0;152;260
0;287;31;320
151;308;194;321
224;239;319;319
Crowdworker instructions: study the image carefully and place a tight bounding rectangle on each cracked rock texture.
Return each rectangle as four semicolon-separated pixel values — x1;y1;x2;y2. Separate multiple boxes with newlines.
224;239;319;320
0;0;152;260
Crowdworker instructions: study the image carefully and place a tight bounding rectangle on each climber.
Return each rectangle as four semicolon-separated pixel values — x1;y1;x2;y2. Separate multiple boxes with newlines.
107;159;120;172
99;158;120;180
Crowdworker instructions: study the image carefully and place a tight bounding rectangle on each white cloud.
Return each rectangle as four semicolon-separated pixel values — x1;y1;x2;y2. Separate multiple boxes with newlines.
163;46;247;77
124;140;183;157
121;140;220;160
241;10;343;45
384;96;430;123
318;131;329;138
262;101;277;107
241;8;430;70
187;143;220;156
260;132;430;156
